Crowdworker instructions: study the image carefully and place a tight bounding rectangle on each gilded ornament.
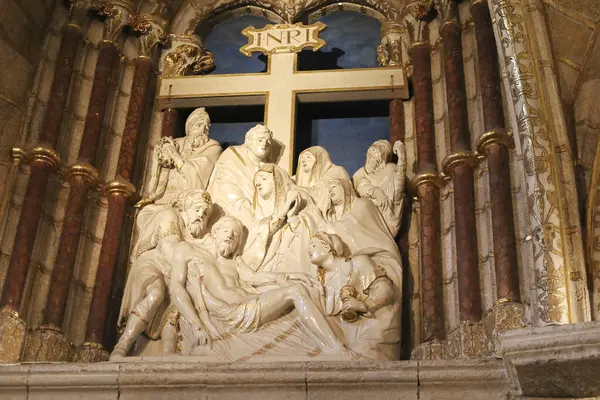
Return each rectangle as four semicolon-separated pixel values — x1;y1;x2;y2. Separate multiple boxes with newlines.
30;146;61;169
11;147;27;165
104;179;137;198
441;151;479;176
128;13;152;35
22;325;72;362
162;43;215;78
71;342;109;363
412;171;442;189
476;129;514;154
0;306;26;363
67;162;100;184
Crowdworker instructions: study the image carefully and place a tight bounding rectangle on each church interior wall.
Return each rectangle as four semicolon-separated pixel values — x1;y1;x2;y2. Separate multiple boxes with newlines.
0;0;598;397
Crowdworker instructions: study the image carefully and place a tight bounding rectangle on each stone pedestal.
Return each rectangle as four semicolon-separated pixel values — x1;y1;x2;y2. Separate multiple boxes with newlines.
0;307;25;363
500;321;600;398
0;359;509;400
22;325;71;362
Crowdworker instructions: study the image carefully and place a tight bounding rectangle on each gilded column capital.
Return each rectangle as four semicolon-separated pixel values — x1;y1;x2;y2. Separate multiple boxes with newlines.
90;0;132;44
434;0;460;28
378;22;405;67
441;151;479;176
103;179;136;198
128;13;168;60
11;147;27;166
476;129;514;154
160;34;215;78
29;146;61;169
413;171;443;190
65;0;92;33
66;162;100;184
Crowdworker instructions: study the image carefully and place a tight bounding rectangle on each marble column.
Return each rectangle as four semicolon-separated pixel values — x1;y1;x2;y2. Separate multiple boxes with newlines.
472;0;520;304
73;56;154;362
0;21;83;363
23;37;121;362
162;108;179;139
440;1;485;358
410;43;445;349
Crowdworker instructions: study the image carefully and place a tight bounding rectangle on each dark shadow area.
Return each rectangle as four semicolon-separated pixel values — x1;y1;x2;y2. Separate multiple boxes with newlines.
296;48;346;71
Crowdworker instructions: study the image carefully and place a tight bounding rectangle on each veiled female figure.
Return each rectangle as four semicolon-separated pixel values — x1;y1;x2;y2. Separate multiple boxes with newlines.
295;146;351;213
243;164;321;275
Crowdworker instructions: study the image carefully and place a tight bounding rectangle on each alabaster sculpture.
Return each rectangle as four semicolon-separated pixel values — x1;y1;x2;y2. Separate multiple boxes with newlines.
112;109;406;361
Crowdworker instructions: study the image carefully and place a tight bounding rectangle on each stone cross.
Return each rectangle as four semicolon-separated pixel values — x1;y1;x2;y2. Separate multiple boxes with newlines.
157;23;409;173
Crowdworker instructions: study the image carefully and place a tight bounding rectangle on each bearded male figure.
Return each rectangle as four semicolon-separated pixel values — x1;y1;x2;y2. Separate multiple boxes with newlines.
139;107;222;208
353;140;406;236
207;124;280;227
168;216;347;356
110;189;214;360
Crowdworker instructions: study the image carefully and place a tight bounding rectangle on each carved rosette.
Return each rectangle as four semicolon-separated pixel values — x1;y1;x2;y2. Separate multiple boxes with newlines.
378;22;405;67
22;325;72;362
0;307;26;363
71;342;109;363
128;13;168;59
161;35;215;78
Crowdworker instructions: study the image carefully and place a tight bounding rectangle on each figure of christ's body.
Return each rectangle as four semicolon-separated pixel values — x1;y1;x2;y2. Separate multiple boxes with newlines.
170;217;346;352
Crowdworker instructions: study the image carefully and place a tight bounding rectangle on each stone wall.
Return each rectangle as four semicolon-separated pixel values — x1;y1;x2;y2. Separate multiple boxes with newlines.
0;0;58;205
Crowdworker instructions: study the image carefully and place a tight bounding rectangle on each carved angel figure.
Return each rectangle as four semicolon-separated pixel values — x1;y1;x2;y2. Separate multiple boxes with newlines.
309;232;401;360
352;140;407;236
111;189;214;360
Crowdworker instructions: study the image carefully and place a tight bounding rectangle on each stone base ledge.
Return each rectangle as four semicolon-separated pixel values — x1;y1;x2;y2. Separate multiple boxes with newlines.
500;321;600;398
0;359;509;399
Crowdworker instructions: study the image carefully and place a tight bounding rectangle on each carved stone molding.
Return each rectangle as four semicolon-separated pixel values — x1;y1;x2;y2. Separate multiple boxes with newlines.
22;324;72;362
71;342;109;363
161;35;215;77
0;306;26;363
90;1;132;44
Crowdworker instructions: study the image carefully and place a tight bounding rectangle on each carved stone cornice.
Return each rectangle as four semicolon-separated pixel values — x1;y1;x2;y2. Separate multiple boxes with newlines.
66;162;100;184
476;129;514;154
103;179;136;198
441;151;480;176
161;34;215;77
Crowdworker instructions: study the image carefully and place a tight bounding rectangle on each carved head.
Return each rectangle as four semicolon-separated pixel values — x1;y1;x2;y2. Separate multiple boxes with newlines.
245;124;273;160
211;216;244;258
173;189;213;238
254;169;275;200
185;107;211;146
309;232;345;266
365;140;392;174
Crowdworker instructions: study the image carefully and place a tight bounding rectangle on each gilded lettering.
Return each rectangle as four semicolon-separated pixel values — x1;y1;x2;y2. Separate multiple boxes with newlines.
267;32;283;45
287;29;302;44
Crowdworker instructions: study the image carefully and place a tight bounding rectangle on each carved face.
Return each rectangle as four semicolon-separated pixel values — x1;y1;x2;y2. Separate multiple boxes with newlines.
254;171;274;199
308;238;331;265
365;145;383;173
300;152;316;174
188;119;209;143
183;200;210;238
214;220;241;259
250;132;272;160
329;180;344;206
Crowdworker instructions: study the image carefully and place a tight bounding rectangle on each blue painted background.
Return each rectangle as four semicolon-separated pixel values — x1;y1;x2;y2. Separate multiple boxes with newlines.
202;11;389;175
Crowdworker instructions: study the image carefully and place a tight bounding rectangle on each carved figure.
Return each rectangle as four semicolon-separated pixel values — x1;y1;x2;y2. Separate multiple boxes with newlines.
207;124;277;227
138;107;222;209
353;140;407;236
309;232;401;360
295;146;352;213
111;189;213;360
179;216;346;354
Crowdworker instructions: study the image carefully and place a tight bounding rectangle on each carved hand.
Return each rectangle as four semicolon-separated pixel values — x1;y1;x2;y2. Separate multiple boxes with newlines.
372;188;389;210
194;327;212;349
134;197;154;210
342;297;368;314
393;140;406;167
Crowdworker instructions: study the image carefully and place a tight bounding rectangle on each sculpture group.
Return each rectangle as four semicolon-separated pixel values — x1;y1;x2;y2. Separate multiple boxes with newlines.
111;108;407;362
